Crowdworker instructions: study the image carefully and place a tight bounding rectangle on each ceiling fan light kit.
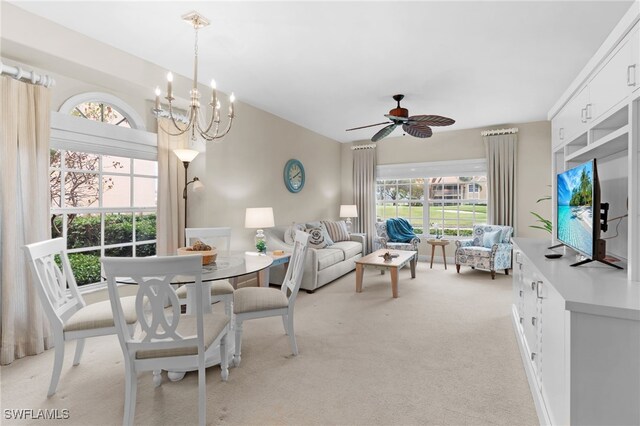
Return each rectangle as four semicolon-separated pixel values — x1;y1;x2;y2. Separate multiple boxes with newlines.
347;94;455;142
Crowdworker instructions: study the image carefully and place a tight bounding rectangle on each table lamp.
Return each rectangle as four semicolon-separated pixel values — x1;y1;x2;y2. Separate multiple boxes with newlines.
339;204;358;233
245;207;275;253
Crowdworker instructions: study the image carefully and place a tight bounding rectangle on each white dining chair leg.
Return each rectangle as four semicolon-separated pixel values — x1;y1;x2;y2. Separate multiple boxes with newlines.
198;354;206;426
152;369;162;387
282;315;288;335
123;359;137;426
220;332;229;381
287;313;298;356
233;321;243;367
48;333;65;397
72;338;85;366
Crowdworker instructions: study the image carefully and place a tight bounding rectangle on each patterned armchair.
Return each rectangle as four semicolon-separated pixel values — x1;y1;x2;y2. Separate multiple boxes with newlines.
373;220;420;252
455;225;513;279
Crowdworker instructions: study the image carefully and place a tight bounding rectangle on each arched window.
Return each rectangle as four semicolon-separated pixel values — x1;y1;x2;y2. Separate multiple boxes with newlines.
59;92;146;130
70;101;131;127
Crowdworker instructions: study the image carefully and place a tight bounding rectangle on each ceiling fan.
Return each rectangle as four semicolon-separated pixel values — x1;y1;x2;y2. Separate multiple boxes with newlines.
346;94;455;142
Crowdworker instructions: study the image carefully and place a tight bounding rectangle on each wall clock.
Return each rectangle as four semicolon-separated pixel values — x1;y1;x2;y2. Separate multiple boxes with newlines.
283;159;305;193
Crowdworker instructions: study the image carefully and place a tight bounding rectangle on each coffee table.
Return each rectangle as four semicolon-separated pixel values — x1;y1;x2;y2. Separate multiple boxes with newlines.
355;249;417;298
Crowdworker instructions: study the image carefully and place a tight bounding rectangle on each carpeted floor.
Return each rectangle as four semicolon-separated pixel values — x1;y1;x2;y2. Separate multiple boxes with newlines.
0;263;537;425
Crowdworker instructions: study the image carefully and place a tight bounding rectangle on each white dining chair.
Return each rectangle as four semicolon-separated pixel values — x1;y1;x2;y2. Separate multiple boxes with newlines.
233;230;309;366
185;226;232;253
177;227;235;317
23;237;137;397
102;255;230;426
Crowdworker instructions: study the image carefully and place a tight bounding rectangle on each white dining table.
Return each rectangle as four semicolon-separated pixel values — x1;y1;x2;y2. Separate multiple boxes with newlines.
118;251;273;381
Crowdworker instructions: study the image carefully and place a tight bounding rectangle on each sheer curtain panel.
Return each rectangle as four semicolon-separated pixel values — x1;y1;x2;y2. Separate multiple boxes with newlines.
352;145;376;253
156;119;189;255
0;76;52;364
484;133;518;231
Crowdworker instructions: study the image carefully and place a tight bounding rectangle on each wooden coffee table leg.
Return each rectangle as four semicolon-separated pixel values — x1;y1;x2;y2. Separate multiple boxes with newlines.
356;263;363;293
391;266;399;298
410;255;416;278
441;245;447;270
430;244;435;269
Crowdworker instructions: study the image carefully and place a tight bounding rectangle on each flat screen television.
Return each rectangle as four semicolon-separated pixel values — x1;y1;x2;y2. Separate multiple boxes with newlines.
556;159;600;258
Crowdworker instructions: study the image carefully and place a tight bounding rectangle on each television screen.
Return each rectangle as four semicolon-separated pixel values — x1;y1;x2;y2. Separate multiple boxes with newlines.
557;160;595;257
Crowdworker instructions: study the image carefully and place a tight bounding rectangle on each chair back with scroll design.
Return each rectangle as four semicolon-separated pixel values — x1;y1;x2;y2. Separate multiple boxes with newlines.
103;255;230;426
280;230;310;311
24;237;136;397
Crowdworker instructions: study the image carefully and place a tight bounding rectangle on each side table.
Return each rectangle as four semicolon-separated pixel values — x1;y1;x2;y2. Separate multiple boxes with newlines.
427;239;450;269
257;251;291;286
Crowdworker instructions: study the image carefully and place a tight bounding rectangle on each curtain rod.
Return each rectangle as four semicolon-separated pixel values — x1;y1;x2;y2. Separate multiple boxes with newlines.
0;61;55;88
481;128;518;136
351;143;376;150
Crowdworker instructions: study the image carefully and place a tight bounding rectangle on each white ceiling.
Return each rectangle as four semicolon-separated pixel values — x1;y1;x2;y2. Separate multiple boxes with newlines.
9;1;634;142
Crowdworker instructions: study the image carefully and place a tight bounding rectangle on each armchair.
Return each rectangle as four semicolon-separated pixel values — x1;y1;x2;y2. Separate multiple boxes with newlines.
455;225;513;279
373;220;420;252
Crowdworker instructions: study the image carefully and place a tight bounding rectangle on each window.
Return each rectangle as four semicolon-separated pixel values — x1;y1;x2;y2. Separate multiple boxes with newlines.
376;173;487;237
376;179;425;234
50;97;157;287
426;176;487;237
71;102;131;127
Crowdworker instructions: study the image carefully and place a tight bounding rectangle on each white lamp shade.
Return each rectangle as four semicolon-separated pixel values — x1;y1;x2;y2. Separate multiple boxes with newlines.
340;204;358;218
192;180;205;192
173;149;199;163
245;207;275;228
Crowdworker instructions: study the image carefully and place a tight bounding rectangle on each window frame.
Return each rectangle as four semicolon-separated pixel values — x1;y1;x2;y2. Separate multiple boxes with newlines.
375;159;488;238
51;97;157;292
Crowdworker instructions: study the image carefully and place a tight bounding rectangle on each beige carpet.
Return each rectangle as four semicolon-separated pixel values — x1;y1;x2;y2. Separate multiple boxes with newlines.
1;263;537;425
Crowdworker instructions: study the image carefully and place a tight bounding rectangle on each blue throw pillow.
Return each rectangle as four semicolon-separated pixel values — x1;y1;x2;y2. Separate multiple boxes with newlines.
483;230;501;248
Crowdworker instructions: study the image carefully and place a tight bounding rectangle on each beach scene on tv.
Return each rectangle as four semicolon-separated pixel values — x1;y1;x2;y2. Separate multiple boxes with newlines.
557;161;594;257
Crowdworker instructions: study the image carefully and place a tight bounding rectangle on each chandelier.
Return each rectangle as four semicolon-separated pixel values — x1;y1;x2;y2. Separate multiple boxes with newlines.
154;11;235;143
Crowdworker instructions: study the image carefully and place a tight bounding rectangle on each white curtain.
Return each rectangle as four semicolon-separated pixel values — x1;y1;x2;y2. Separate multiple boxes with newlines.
352;146;376;253
0;76;52;364
484;133;518;231
156;119;189;255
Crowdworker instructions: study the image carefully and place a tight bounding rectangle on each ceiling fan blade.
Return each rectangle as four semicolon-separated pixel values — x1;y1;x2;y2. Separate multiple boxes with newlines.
403;123;433;138
371;123;397;142
408;115;455;126
346;122;390;131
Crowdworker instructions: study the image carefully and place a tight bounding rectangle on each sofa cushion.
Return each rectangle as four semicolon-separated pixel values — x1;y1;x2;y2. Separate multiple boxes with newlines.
316;248;345;270
331;241;362;259
457;246;492;258
306;223;334;249
322;220;350;242
284;223;306;244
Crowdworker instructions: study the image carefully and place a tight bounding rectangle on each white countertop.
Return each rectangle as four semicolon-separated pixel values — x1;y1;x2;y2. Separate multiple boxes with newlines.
513;238;640;321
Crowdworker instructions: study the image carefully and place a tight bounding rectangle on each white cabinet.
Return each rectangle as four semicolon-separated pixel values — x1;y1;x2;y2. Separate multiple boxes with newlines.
511;239;640;426
551;24;639;148
539;280;568;426
588;26;639;122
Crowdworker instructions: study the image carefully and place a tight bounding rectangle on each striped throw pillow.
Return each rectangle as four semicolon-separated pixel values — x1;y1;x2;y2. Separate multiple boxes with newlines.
322;220;350;242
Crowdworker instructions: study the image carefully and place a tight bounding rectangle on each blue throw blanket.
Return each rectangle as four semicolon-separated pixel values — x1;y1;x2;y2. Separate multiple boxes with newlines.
386;218;416;243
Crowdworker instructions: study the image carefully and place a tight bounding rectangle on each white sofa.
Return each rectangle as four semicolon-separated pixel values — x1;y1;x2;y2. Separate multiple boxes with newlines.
265;225;365;293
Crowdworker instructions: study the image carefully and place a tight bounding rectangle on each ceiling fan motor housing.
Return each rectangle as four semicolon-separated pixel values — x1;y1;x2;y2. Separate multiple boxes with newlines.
389;107;409;118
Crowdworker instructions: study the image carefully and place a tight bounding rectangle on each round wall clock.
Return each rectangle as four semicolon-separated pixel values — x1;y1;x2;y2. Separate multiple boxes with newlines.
283;159;305;193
